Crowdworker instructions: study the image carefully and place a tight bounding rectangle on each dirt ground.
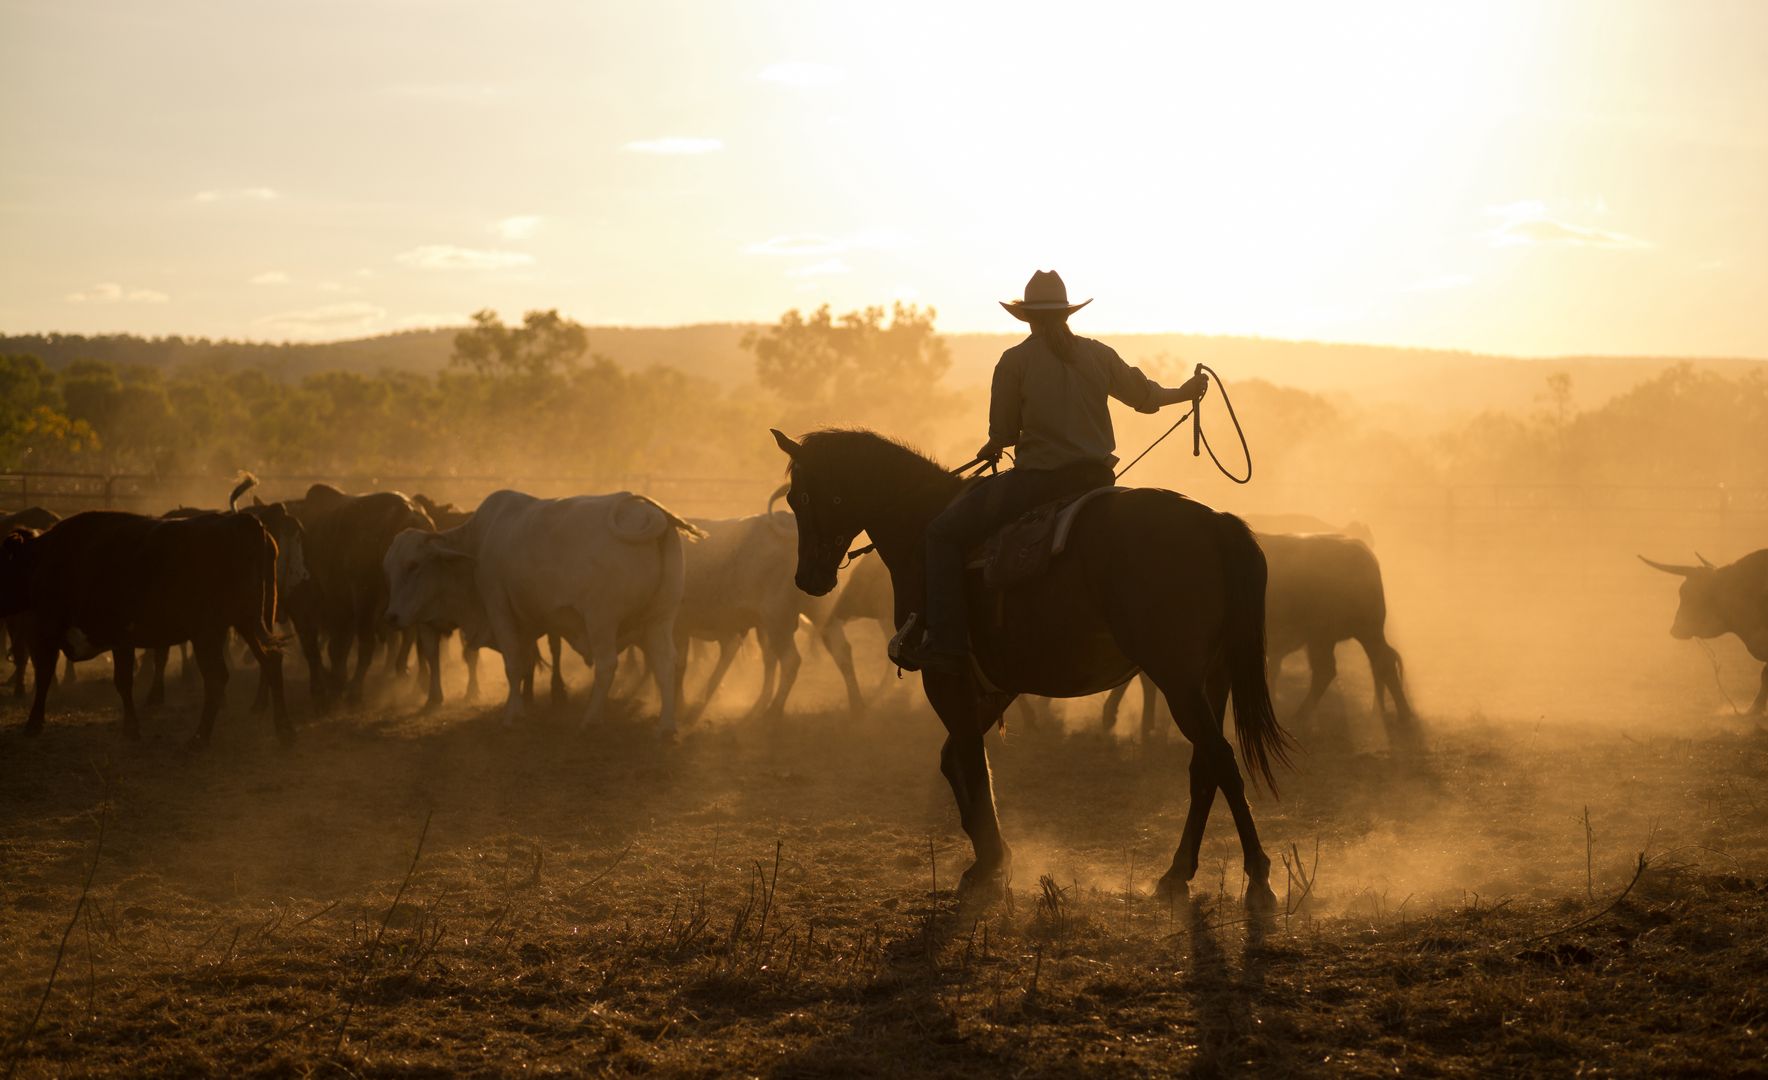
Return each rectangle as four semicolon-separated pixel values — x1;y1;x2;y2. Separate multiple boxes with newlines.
3;641;1768;1078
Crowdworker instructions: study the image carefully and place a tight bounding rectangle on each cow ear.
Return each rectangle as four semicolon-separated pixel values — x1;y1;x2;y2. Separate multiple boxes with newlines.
432;545;475;564
771;429;802;458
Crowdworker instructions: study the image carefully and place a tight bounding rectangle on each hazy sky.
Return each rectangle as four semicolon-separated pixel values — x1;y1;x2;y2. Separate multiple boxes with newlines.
2;0;1765;357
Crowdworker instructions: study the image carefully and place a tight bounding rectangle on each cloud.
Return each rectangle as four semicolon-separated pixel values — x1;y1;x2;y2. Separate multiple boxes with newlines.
494;215;541;240
394;245;535;271
256;301;387;336
249;271;291;285
623;136;724;155
786;258;852;278
194;187;279;203
65;282;169;304
758;62;844;87
1485;201;1650;250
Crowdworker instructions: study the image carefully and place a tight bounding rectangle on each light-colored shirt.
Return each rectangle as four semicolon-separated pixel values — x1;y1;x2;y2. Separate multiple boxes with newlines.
988;333;1159;470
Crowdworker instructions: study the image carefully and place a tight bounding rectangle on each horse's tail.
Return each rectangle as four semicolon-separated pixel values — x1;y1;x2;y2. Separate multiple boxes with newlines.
1216;511;1292;792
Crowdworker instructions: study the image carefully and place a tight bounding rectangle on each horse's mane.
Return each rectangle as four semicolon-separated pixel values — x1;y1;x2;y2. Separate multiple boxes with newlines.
794;428;955;489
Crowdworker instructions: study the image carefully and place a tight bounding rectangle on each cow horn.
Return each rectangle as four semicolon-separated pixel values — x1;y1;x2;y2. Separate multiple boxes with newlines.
1696;552;1715;569
1638;555;1700;577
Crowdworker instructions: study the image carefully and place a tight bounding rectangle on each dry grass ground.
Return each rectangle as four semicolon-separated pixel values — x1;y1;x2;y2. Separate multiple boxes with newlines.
3;655;1768;1078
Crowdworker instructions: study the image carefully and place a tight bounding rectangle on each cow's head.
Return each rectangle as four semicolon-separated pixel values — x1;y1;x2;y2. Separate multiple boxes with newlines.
1640;554;1730;640
383;529;477;631
771;429;861;597
0;527;41;617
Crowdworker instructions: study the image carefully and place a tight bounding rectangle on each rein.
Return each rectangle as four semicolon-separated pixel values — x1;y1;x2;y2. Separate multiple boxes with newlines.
1115;363;1253;484
839;455;996;566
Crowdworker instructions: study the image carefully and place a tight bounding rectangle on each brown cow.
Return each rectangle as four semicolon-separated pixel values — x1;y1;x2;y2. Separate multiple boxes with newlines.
0;510;288;746
281;484;433;710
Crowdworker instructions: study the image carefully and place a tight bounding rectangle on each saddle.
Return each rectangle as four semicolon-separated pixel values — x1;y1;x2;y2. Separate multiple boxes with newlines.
970;486;1128;589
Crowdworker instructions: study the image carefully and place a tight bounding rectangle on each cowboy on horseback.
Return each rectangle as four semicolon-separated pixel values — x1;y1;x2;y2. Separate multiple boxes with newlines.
894;270;1211;675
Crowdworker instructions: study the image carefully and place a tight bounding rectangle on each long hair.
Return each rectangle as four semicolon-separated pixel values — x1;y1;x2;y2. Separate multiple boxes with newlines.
1026;311;1079;363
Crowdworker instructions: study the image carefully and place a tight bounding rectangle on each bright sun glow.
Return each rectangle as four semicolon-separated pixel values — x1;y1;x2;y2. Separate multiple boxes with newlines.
0;0;1763;356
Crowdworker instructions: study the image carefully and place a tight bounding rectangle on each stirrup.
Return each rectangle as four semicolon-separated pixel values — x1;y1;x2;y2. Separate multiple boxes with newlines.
888;613;925;672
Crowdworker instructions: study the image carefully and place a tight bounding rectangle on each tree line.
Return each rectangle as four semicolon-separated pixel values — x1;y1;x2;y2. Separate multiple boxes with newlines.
0;305;1764;496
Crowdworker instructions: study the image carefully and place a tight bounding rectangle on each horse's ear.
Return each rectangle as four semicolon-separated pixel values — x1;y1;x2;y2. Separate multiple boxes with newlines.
771;429;802;458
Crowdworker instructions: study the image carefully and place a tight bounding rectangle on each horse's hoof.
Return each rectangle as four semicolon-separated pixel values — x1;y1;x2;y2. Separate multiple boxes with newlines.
275;726;297;748
957;865;1008;903
1245;879;1278;914
1153;872;1191;903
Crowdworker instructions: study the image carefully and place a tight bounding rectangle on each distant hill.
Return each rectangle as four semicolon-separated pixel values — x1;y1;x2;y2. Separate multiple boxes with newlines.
4;324;1762;426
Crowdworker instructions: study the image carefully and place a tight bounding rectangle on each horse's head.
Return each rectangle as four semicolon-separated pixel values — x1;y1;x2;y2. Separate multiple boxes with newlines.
771;428;863;597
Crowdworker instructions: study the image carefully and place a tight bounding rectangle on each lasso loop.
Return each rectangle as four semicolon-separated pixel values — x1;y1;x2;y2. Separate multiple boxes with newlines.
1116;363;1253;484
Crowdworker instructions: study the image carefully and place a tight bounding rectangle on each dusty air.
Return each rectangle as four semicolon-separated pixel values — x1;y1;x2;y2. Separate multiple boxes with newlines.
2;2;1766;1075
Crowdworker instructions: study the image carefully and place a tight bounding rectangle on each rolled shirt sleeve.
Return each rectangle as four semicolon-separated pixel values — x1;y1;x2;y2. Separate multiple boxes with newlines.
1101;344;1160;414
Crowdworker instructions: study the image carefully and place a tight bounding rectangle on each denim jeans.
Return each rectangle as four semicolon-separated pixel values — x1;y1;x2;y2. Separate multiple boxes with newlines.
922;460;1115;652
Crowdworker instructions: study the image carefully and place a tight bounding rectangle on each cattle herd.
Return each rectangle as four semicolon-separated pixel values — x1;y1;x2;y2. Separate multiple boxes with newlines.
0;474;1765;750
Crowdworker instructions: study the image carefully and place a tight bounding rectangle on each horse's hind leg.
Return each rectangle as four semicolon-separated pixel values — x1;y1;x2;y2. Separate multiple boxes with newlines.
1155;666;1275;910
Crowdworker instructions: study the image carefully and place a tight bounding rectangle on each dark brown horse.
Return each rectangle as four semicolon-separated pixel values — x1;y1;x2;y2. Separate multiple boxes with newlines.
771;428;1291;910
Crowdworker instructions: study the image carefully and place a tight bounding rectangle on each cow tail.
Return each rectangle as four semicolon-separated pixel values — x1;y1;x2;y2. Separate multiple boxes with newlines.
1216;511;1292;792
229;472;259;512
635;495;708;541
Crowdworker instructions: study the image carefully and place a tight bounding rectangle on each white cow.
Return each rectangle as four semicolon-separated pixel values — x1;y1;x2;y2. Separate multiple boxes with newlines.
383;489;700;732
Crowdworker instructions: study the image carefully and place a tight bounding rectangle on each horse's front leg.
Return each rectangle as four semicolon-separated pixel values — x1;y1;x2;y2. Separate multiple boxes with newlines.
927;672;1011;897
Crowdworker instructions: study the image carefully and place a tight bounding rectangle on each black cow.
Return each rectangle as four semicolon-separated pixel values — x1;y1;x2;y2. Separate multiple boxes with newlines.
0;511;288;746
1105;531;1416;743
147;476;308;708
1641;549;1768;715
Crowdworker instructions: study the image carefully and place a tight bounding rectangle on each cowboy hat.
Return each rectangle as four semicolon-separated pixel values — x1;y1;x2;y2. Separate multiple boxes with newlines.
1000;269;1092;320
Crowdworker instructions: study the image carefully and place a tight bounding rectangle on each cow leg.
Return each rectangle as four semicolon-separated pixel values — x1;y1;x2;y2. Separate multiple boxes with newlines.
417;626;444;711
578;622;621;728
113;648;141;740
766;624;803;720
237;628;291;745
1289;639;1338;730
1100;679;1130;732
549;633;567;706
23;638;59;735
819;617;866;718
178;641;196;688
325;624;353;709
294;616;328;713
346;617;378;705
748;631;778;719
7;640;24;697
488;600;535;726
144;646;168;708
640;621;681;736
188;633;229;750
462;641;480;702
689;636;743;724
1751;662;1767;717
1358;631;1419;744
